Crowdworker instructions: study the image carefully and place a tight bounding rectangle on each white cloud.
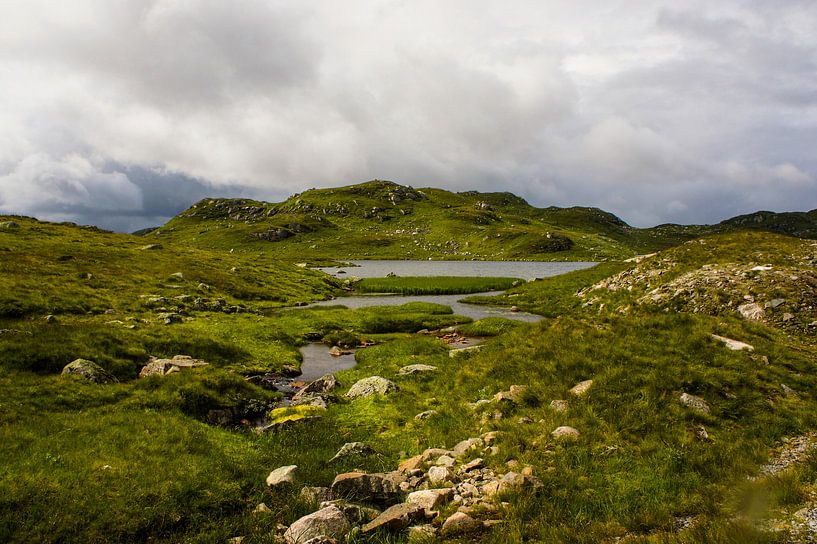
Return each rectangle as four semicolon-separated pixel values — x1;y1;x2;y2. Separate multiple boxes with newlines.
0;0;815;230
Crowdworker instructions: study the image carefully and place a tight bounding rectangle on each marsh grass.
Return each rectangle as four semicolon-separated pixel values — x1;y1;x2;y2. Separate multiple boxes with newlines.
355;276;521;295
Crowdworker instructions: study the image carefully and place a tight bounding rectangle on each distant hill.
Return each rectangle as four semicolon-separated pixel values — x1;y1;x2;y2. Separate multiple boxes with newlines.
142;180;815;261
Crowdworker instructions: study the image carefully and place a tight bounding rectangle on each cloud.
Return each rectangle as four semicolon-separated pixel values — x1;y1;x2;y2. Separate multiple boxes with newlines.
0;0;815;230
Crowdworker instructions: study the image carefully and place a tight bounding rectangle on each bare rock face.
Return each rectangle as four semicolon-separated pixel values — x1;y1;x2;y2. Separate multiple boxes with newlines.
551;426;581;440
283;505;350;544
61;359;118;384
569;379;593;396
679;392;711;414
330;471;405;503
362;503;425;533
345;376;399;399
266;465;298;487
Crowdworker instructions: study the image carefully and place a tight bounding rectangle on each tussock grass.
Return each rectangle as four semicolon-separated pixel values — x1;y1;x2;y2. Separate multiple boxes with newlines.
355;276;521;295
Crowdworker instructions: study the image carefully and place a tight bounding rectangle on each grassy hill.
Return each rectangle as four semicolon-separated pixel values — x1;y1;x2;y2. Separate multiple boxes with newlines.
2;191;817;543
144;180;816;263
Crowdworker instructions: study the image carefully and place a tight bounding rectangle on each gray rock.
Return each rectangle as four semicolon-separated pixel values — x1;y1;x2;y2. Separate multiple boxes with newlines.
330;471;405;503
738;302;764;321
345;376;398;399
550;399;569;412
414;410;438;420
569;379;593;396
427;466;453;485
329;442;375;462
140;244;162;250
284;505;350;544
711;334;754;351
680;392;710;414
406;488;454;512
0;221;20;229
61;359;118;384
294;374;340;401
452;437;483;457
435;455;455;467
362;503;425;533
138;355;208;378
551;426;581;439
158;312;183;325
767;298;786;309
441;512;481;536
266;465;298;487
397;364;438;376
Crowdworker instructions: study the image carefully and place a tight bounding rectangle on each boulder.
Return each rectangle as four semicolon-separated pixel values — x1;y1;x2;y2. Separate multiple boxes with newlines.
0;221;20;229
398;455;425;473
362;503;425;533
283;505;350;544
551;426;581;440
328;346;343;357
345;376;398;399
493;384;527;404
266;465;298;487
550;399;569;412
330;471;404;503
329;442;375;462
319;500;381;525
435;455;455;467
414;410;437;420
397;364;438;376
679;393;710;414
568;379;593;396
406;488;454;512
441;512;481;536
61;359;118;384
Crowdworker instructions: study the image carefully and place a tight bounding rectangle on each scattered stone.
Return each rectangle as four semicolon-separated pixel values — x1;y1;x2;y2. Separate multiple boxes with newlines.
696;426;710;441
551;426;581;440
283;505;350;544
427;466;453;485
407;524;437;541
518;416;533;424
569;379;593;396
406;488;453;512
330;472;404;503
397;364;438;376
44;314;57;323
550;399;569;412
362;503;425;533
782;312;794;322
300;487;334;505
449;345;483;358
253;503;272;514
452;437;483;457
711;334;754;351
441;512;481;536
61;359;118;384
509;305;520;312
266;465;298;487
759;433;817;477
398;455;425;473
461;458;484;472
294;374;340;400
158;312;182;325
0;221;20;229
679;392;710;414
493;385;527;404
767;298;786;309
138;355;208;378
140;244;162;250
414;410;437;420
737;302;764;321
328;346;343;357
481;431;501;445
197;282;211;290
329;442;375;462
781;383;798;397
435;455;455;467
345;376;398;399
467;399;492;410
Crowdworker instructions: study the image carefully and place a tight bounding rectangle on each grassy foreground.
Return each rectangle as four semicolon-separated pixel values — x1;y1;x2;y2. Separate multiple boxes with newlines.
2;217;817;543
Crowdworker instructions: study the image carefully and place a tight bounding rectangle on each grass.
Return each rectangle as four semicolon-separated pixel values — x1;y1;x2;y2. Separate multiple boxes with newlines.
2;212;817;543
354;276;521;295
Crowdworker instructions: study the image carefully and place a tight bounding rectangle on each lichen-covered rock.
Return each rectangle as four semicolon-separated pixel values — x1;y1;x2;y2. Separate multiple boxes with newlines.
283;505;350;544
441;512;481;536
345;376;398;399
330;471;404;503
397;364;438;376
452;437;483;457
569;379;593;396
61;359;118;384
138;355;208;378
300;486;333;505
680;393;711;414
426;466;453;485
329;442;375;462
406;488;453;511
294;374;339;401
551;426;581;439
550;399;569;412
738;302;764;321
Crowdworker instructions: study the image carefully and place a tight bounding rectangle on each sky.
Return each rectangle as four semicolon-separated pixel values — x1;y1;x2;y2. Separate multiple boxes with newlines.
0;0;815;232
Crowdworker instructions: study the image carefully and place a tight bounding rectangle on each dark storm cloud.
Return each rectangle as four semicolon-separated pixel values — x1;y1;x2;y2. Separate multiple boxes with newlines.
0;1;815;230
